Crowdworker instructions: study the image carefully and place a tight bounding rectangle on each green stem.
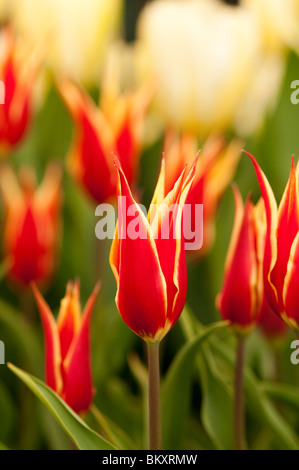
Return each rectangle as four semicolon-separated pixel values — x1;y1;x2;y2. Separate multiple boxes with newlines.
234;335;246;450
147;342;162;450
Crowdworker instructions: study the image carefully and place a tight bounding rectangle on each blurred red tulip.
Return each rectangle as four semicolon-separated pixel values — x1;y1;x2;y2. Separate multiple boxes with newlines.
59;76;153;205
216;185;264;333
0;163;62;288
110;155;197;343
33;281;100;414
164;132;242;256
0;26;40;155
248;152;299;331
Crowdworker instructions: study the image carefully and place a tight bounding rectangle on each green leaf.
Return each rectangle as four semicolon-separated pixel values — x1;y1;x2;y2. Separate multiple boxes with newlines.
162;320;228;450
180;306;299;450
199;346;234;449
0;380;16;442
262;382;299;412
91;405;137;450
8;363;116;450
0;299;42;374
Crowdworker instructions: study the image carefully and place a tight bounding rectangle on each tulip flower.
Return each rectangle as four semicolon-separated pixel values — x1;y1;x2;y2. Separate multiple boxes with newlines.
110;155;197;343
9;0;123;85
59;76;152;205
164;132;242;256
0;25;39;155
241;0;299;53
247;152;299;332
32;281;100;414
216;186;265;450
137;0;285;137
0;163;62;288
110;154;197;450
216;185;264;333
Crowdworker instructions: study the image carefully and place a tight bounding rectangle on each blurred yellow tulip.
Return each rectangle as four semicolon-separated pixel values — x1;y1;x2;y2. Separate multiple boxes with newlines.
5;0;123;86
136;0;286;137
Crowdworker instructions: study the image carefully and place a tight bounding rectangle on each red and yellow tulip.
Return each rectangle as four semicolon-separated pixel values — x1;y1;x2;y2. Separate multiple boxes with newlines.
33;281;100;414
110;155;197;343
59;76;152;205
0;163;62;288
164;132;242;256
0;26;39;155
248;152;299;331
216;185;264;333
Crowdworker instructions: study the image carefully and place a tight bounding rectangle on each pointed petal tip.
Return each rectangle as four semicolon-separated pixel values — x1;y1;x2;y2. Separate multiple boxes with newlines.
112;153;122;170
92;280;102;298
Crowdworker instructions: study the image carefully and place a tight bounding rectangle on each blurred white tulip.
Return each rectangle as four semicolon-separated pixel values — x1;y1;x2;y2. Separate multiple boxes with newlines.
6;0;123;86
242;0;299;53
136;0;286;136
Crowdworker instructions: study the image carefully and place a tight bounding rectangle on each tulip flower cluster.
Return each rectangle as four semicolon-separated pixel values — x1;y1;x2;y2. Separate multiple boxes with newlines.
1;0;299;454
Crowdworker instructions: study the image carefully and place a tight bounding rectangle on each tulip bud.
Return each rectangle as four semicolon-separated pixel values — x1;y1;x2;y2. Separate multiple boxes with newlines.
0;163;62;288
110;154;197;343
216;185;264;333
33;281;100;414
59;74;153;205
164;132;242;256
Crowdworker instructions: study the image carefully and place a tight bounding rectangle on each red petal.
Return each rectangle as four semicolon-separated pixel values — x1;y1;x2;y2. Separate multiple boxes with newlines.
282;233;299;329
270;157;299;311
168;158;197;328
62;282;101;414
216;191;259;328
245;151;279;313
151;158;197;337
57;282;81;361
32;283;63;394
9;205;47;285
59;80;114;204
116;117;138;186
